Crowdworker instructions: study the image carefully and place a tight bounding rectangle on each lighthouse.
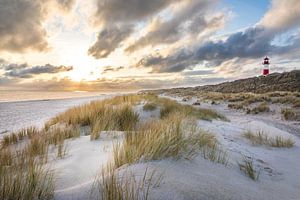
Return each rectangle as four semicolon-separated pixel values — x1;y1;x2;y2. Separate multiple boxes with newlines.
262;57;270;76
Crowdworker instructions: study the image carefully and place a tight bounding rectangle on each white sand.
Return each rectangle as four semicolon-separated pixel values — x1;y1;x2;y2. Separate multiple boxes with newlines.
6;94;299;200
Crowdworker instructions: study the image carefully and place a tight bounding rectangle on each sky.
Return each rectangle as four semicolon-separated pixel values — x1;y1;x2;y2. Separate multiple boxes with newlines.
0;0;299;91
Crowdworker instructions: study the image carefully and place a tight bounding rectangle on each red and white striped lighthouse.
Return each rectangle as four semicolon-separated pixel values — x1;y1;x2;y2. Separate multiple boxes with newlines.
262;56;270;76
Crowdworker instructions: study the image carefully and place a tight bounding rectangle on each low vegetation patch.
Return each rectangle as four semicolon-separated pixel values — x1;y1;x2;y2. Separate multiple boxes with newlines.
247;102;270;114
158;98;227;121
228;103;244;110
0;143;54;200
238;157;260;181
143;102;157;111
281;108;300;121
46;95;141;140
113;114;227;168
1;126;39;148
92;164;157;200
243;130;294;148
0;124;81;199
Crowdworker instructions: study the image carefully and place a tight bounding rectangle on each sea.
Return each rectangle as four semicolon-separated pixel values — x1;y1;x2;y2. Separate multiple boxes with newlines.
0;91;121;134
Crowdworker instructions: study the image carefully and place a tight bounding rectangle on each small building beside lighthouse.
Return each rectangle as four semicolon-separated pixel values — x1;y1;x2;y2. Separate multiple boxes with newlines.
262;57;270;76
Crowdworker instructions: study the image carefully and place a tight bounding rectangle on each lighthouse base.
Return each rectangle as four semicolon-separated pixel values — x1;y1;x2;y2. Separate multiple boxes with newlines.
263;69;269;76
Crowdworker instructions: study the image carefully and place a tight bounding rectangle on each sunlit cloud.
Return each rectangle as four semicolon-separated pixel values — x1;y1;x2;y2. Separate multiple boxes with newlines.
0;0;299;91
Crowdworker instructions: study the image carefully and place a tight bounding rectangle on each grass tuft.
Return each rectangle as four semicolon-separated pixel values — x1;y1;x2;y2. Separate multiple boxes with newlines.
143;103;157;111
92;163;156;200
243;130;294;148
0;147;54;200
158;98;227;121
113;114;227;168
238;157;260;181
281;108;300;121
248;102;270;114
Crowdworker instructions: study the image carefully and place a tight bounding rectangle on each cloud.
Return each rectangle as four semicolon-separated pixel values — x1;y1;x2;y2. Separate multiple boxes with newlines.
102;66;125;74
135;0;300;73
137;50;197;73
88;25;133;58
258;0;300;33
0;0;75;53
126;0;223;52
93;0;179;26
0;76;182;91
55;0;76;12
88;0;187;58
2;63;73;78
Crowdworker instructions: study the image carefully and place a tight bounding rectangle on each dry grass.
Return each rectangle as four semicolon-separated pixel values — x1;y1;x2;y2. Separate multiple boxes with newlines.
92;164;156;200
238;157;259;181
113;114;227;168
228;103;244;110
243;130;294;148
90;104;139;140
281;108;300;121
247;102;270;114
1;127;39;148
46;95;141;140
158;98;228;121
0;146;54;200
0;123;82;199
143;103;157;111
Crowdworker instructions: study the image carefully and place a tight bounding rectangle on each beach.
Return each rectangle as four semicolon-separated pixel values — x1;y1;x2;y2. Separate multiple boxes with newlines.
0;91;115;134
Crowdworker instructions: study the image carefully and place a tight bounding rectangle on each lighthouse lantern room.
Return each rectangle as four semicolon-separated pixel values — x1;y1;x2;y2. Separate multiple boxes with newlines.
262;57;270;76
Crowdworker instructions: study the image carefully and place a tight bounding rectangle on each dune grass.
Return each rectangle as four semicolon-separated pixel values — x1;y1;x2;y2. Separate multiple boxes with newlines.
0;123;82;199
93;164;156;200
1;126;39;148
281;108;300;121
0;146;54;200
45;95;141;140
243;130;294;148
143;102;157;111
113;114;227;168
0;93;229;199
238;157;259;181
158;98;228;121
247;102;270;114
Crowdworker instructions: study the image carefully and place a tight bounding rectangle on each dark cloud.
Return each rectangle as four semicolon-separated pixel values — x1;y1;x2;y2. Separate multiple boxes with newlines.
0;0;75;52
2;63;73;78
102;66;125;74
195;26;272;61
136;24;300;73
131;0;300;74
93;0;179;25
137;50;197;73
126;0;222;52
89;0;188;58
88;25;133;58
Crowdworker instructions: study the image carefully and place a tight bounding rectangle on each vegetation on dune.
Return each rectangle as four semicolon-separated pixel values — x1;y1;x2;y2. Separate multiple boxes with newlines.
158;98;228;121
143;102;157;111
228;103;244;110
92;164;158;200
0;93;229;199
46;95;142;140
0;141;54;200
113;114;227;168
247;102;270;114
90;104;139;140
238;157;260;181
0;124;81;200
243;130;294;148
281;108;300;121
